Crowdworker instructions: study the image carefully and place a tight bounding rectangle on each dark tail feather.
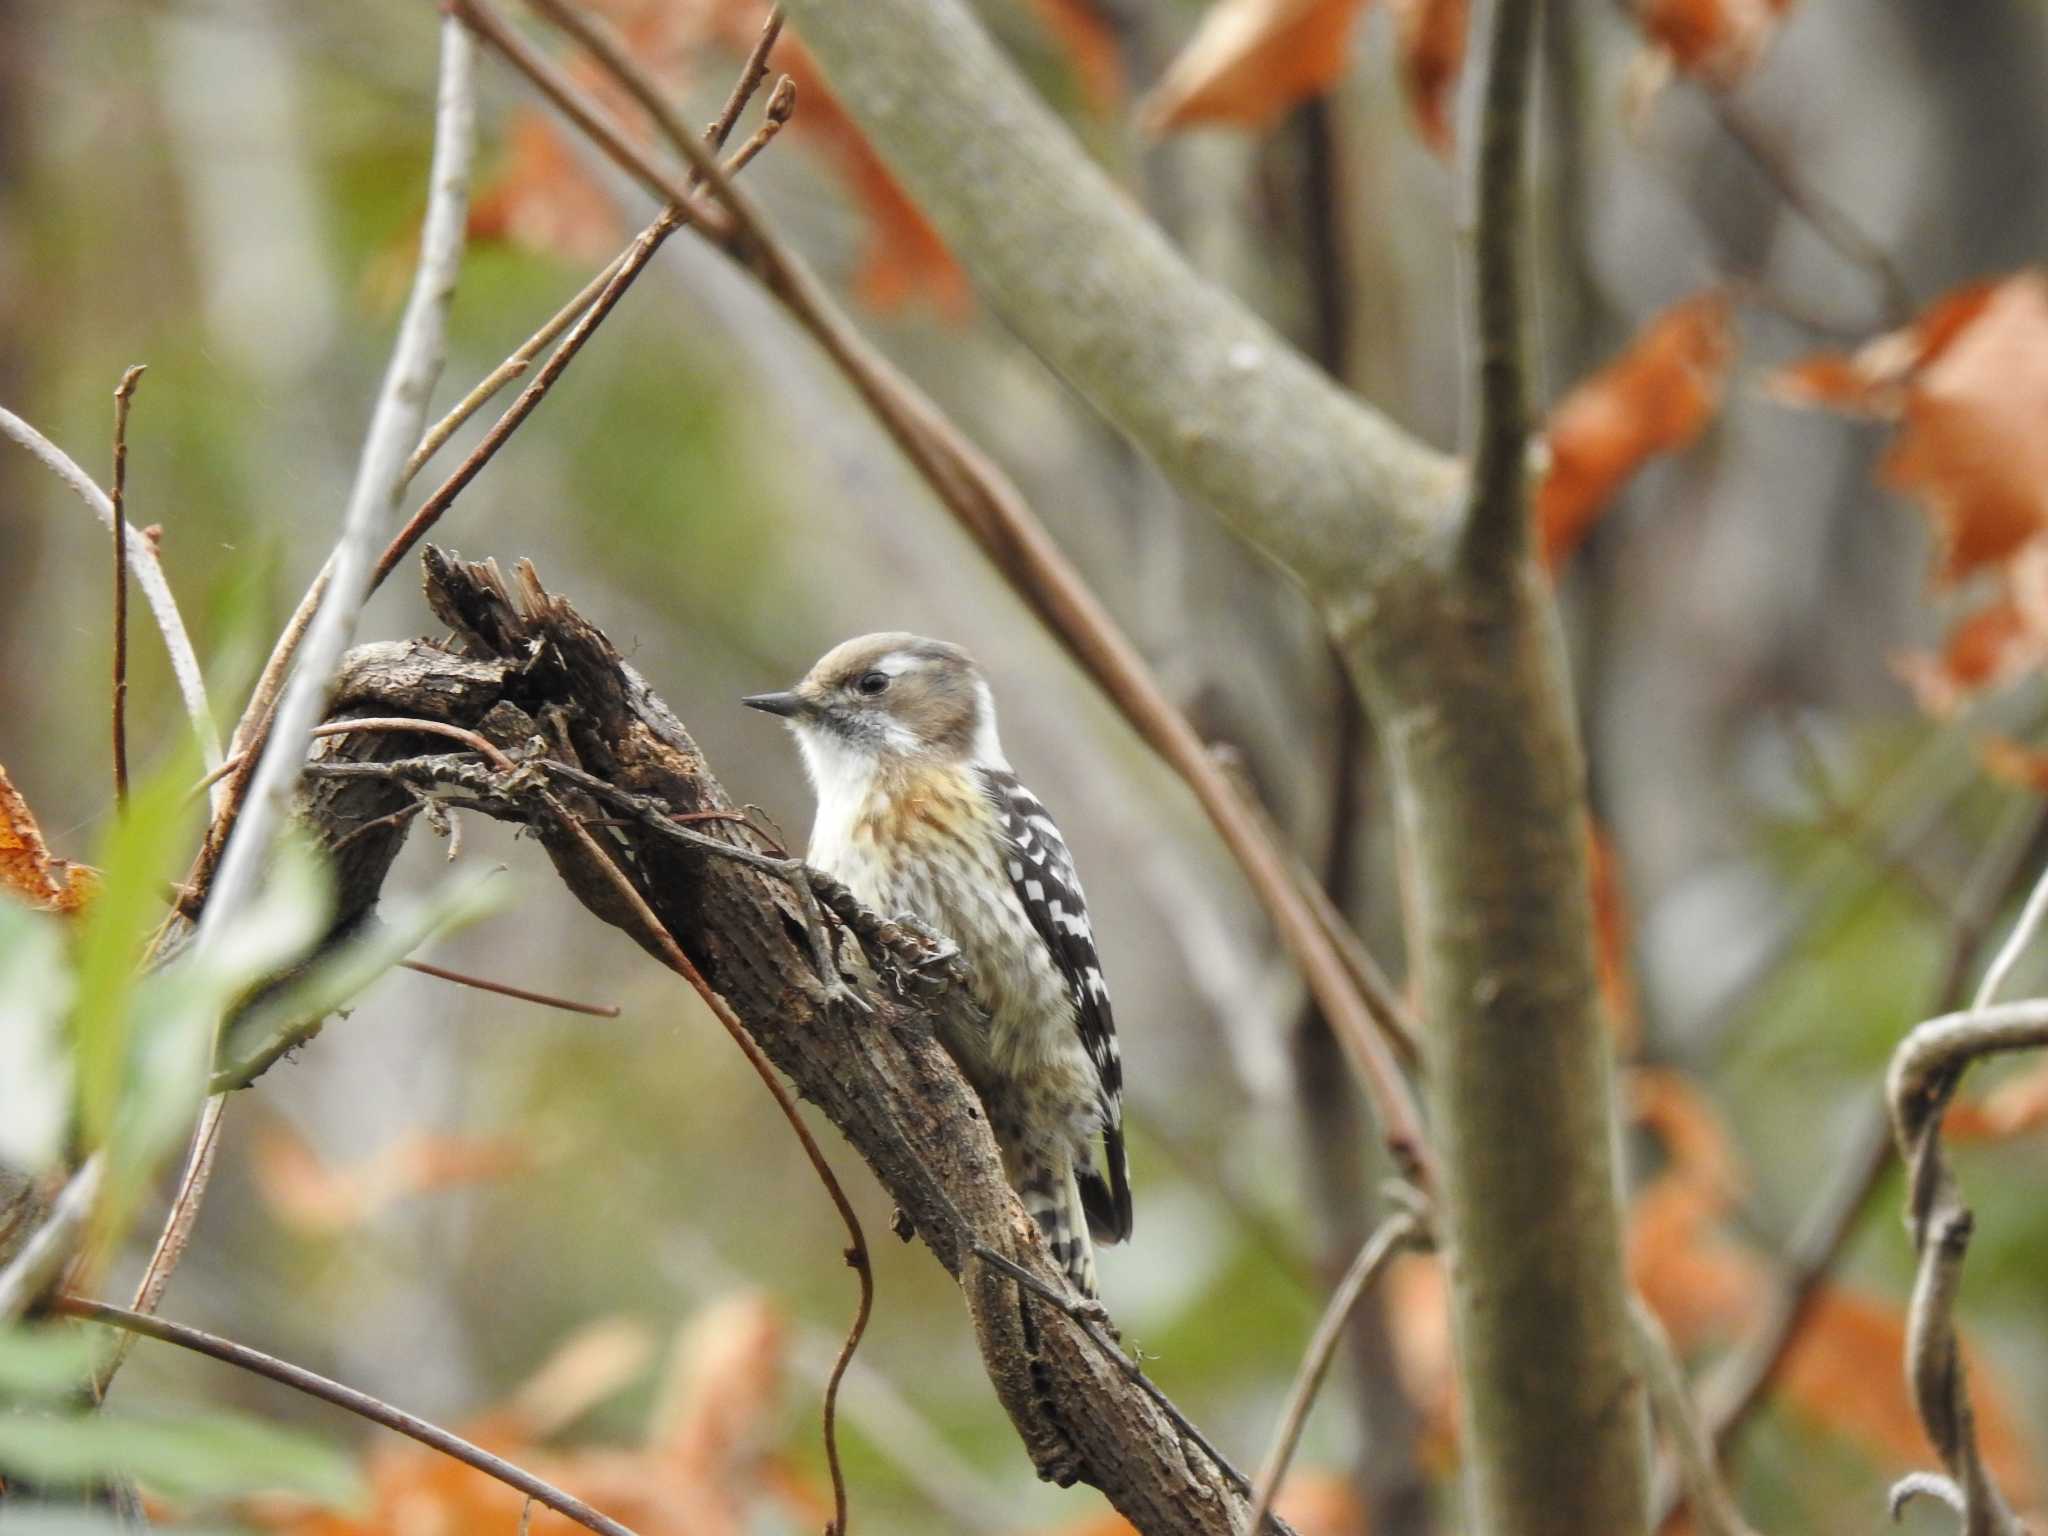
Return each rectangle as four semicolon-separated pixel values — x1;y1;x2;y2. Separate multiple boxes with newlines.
1078;1123;1134;1244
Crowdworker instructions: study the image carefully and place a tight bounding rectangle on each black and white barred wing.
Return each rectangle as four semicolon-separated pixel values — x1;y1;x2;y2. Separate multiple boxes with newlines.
980;768;1133;1242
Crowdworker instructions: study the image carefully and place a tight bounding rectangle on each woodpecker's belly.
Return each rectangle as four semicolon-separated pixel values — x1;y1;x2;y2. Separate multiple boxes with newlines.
810;777;1099;1150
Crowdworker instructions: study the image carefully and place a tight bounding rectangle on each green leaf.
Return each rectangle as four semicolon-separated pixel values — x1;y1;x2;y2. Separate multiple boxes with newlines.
0;904;75;1174
68;755;201;1162
0;1324;107;1400
215;860;504;1089
0;1409;364;1511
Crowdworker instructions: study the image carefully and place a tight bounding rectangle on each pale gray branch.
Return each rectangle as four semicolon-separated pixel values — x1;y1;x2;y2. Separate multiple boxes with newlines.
1630;1296;1762;1536
196;16;474;950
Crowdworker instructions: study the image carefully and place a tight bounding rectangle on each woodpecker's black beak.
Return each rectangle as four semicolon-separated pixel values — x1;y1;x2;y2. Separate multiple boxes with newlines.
742;690;806;719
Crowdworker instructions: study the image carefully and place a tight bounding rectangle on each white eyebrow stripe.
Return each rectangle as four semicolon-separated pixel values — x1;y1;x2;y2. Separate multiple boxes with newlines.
877;650;921;676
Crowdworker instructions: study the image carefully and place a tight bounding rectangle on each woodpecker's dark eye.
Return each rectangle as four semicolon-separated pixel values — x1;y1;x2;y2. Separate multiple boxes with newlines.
856;670;891;697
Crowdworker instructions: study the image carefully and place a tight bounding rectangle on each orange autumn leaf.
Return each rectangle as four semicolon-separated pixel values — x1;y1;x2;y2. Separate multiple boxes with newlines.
1945;1054;2048;1140
0;762;96;914
251;1120;534;1236
1779;1288;2037;1507
254;1296;816;1536
732;18;970;317
467;109;626;267
1138;0;1369;134
1025;0;1128;117
1983;733;2048;797
1773;272;2048;587
1537;290;1736;569
1388;0;1468;155
1587;819;1640;1050
1635;0;1796;86
1892;565;2048;717
1881;277;2048;585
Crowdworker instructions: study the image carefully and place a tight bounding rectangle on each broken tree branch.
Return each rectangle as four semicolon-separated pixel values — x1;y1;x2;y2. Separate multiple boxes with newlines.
272;548;1284;1536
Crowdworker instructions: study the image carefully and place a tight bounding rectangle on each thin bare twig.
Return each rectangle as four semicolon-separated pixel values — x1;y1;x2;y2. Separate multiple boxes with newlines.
1245;1209;1422;1536
1631;1296;1760;1536
722;75;796;177
399;957;622;1017
1457;0;1539;577
55;1296;642;1536
545;792;869;1536
110;365;146;808
372;208;681;589
464;0;1431;1193
0;406;221;784
403;254;624;487
1702;91;1913;325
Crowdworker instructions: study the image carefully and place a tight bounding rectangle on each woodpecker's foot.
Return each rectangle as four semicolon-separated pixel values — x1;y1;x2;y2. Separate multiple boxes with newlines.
876;912;963;997
1073;1296;1118;1339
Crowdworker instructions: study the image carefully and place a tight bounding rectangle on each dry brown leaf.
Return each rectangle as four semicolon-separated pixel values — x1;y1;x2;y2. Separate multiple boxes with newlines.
1388;0;1467;155
0;762;97;913
1537;290;1736;569
1138;0;1370;135
1635;0;1795;86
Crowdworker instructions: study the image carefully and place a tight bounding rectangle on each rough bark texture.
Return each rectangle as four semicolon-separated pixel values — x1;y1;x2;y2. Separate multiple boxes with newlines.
765;3;1649;1531
283;550;1279;1536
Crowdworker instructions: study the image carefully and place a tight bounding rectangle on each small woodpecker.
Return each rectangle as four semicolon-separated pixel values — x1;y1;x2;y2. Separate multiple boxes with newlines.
745;633;1132;1296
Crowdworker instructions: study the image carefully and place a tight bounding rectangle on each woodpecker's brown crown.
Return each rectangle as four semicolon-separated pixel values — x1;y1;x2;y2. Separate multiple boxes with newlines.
744;632;991;762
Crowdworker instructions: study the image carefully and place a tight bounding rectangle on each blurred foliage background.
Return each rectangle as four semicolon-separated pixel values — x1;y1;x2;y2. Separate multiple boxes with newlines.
4;0;2048;1531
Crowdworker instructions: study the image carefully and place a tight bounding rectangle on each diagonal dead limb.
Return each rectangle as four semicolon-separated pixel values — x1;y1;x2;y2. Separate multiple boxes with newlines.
274;547;1280;1536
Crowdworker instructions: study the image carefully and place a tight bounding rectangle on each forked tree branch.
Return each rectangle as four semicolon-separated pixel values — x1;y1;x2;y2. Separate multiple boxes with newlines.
266;549;1287;1536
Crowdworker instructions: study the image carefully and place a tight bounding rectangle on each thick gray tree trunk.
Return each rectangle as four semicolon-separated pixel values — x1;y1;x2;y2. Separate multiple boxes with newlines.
769;3;1649;1532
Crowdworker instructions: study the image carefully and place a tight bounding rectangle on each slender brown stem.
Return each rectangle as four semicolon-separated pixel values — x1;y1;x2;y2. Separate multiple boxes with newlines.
55;1295;643;1536
1458;0;1538;578
461;0;1431;1192
403;255;624;488
701;6;784;166
1245;1210;1421;1536
399;957;622;1017
1703;91;1913;324
110;365;146;808
373;209;684;589
545;792;869;1536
